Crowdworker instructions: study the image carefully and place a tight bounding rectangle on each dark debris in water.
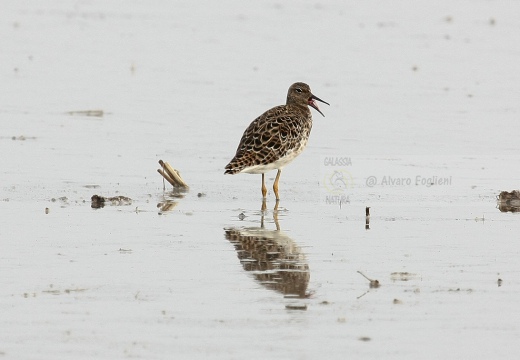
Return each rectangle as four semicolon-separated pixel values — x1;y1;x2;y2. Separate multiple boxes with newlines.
497;190;520;213
357;271;380;288
66;110;104;117
9;135;36;141
91;194;132;209
432;288;474;293
84;184;101;189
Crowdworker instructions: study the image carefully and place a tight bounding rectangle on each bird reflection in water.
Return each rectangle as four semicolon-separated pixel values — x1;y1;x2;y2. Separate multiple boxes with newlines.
225;200;310;298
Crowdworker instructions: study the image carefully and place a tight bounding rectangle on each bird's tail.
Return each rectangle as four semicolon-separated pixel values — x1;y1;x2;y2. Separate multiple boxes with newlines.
225;152;256;174
224;162;241;174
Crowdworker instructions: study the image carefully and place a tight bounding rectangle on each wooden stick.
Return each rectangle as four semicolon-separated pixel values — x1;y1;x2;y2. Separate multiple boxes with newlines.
157;169;176;187
158;160;189;188
164;164;189;188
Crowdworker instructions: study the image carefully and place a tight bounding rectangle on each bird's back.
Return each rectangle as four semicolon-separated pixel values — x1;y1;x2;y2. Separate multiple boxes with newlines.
225;104;312;174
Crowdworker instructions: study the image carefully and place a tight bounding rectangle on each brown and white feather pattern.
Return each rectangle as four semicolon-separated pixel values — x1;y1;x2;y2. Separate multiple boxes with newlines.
225;82;320;175
224;105;312;174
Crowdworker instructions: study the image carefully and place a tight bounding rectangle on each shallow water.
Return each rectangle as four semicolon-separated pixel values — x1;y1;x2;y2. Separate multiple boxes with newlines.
2;1;520;359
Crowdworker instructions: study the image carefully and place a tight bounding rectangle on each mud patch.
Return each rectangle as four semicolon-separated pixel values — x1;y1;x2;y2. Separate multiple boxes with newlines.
497;190;520;213
91;194;132;208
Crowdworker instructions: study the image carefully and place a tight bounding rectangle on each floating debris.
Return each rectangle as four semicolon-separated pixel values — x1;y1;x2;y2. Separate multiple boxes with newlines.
44;207;49;214
357;271;380;288
5;135;37;141
50;196;69;206
83;184;101;189
285;304;307;310
498;278;503;287
42;287;87;295
390;272;417;282
91;195;132;209
497;190;520;213
66;110;104;117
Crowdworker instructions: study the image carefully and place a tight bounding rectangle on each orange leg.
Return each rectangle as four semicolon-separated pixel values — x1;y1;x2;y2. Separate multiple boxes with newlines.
261;173;267;199
273;169;282;200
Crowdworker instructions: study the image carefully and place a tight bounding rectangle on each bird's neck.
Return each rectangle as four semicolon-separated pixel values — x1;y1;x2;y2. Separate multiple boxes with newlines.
286;102;310;115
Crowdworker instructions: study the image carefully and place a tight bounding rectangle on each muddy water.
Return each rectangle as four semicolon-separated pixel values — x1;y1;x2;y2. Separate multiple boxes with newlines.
2;1;520;359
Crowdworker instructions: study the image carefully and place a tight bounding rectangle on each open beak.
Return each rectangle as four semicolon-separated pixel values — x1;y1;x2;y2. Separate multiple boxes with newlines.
308;94;330;117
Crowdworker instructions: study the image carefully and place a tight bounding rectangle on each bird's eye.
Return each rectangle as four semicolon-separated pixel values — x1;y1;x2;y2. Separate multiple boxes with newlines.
296;88;302;93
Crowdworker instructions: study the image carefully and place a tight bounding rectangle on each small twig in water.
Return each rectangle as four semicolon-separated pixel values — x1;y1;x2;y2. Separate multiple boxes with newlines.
357;271;380;288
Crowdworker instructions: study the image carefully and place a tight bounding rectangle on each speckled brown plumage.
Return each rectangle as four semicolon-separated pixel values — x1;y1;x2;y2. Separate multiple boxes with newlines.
224;82;329;200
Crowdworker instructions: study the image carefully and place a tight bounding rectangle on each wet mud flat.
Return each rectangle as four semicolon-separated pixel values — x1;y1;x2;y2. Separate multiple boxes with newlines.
2;172;519;359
